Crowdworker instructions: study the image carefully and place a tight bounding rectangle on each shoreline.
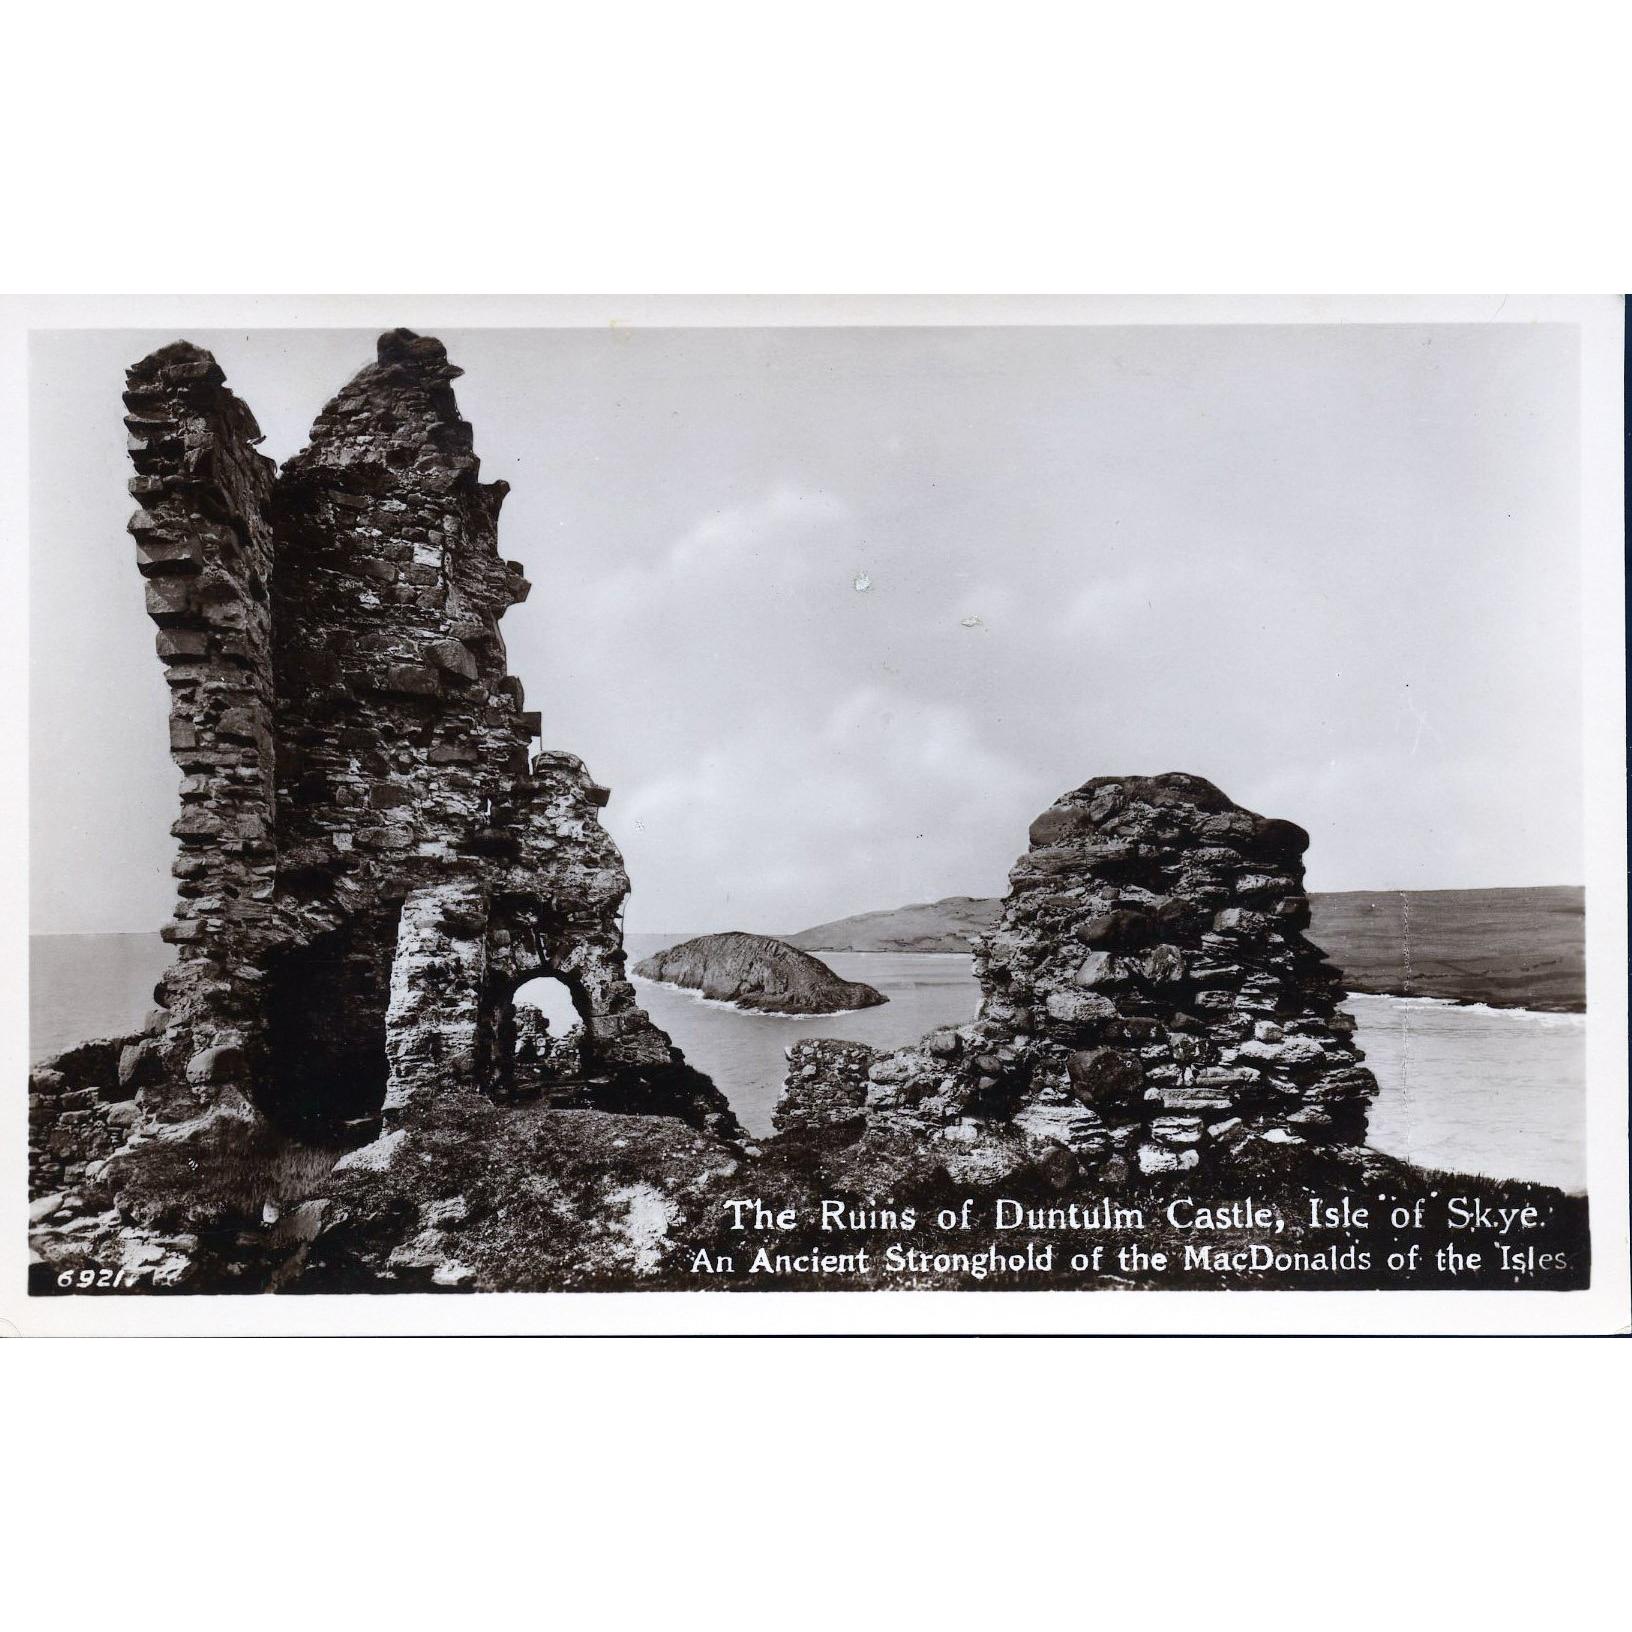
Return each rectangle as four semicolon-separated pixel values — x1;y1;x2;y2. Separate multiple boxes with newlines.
795;948;1588;1019
629;973;889;1021
1337;981;1584;1018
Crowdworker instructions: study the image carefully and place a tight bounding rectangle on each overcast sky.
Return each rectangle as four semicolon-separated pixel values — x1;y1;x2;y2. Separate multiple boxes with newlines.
31;322;1583;935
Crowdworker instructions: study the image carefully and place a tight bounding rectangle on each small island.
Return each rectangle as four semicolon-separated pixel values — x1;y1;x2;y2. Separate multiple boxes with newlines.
633;932;887;1015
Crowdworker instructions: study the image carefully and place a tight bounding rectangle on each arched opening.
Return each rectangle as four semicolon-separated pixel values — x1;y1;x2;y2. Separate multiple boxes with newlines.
494;971;593;1105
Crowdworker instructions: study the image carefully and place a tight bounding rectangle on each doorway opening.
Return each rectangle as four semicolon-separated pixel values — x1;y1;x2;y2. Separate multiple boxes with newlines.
261;913;395;1142
497;972;592;1104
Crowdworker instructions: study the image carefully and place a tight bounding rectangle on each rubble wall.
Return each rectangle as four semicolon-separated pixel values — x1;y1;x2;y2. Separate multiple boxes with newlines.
779;773;1379;1179
27;1038;144;1201
122;344;282;1119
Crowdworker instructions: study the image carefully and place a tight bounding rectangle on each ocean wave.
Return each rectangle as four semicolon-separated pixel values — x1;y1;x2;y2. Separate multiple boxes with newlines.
1345;991;1585;1027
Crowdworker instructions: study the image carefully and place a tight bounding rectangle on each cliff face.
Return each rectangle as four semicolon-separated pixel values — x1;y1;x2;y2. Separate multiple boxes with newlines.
777;773;1379;1181
1303;887;1585;1012
634;933;886;1014
30;330;739;1288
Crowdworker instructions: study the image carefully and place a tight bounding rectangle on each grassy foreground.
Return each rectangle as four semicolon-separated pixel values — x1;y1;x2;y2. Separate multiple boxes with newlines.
31;1097;1587;1296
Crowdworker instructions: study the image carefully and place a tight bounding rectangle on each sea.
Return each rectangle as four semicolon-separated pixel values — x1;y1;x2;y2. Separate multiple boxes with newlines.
31;931;1588;1194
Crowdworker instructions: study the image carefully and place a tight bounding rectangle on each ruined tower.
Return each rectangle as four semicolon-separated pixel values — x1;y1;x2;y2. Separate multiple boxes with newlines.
780;773;1379;1179
117;330;735;1151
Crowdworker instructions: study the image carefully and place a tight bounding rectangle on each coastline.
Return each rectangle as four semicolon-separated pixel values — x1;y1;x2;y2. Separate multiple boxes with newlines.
776;946;1588;1019
1340;982;1585;1017
630;971;887;1021
787;947;1587;1017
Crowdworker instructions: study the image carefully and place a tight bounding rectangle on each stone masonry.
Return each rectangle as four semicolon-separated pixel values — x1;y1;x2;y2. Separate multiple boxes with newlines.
777;773;1378;1179
31;331;737;1235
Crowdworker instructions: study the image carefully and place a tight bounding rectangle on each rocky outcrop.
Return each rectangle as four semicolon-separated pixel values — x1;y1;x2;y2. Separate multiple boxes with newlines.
776;774;1379;1181
634;933;887;1014
280;1095;1587;1293
30;330;739;1289
294;1099;749;1291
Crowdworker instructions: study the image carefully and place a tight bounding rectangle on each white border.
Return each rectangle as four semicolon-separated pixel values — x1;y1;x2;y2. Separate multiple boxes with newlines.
2;293;1625;1336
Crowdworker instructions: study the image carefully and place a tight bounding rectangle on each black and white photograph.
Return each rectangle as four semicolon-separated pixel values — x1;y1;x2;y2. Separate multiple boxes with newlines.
7;294;1627;1333
9;19;1632;1632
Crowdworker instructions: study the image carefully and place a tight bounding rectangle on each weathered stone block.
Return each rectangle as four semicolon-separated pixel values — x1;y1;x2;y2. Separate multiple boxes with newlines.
1073;908;1148;949
1074;951;1133;988
186;1044;245;1085
427;638;478;681
1044;989;1116;1027
144;577;197;624
1065;1047;1143;1108
1150;1115;1204;1145
1213;906;1271;935
380;663;441;696
171;809;224;843
118;1040;163;1091
155;628;210;662
1195;1065;1263;1087
215;706;259;742
1150;1082;1234;1111
1137;1143;1199;1174
356;825;416;851
1028;805;1095;847
1140;944;1187;984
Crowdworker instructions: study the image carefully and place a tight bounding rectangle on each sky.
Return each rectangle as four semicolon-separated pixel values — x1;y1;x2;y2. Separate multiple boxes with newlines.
30;322;1584;935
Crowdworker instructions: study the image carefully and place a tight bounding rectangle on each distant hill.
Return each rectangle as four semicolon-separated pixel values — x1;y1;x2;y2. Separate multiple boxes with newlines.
787;886;1585;1012
787;895;1003;955
633;932;887;1015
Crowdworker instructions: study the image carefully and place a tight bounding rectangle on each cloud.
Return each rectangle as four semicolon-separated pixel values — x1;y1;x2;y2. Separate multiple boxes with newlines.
612;686;1039;931
541;483;867;686
1055;571;1166;638
668;485;850;573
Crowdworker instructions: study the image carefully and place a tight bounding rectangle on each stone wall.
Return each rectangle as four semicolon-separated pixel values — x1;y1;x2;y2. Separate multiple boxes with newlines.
775;1039;874;1137
27;1037;144;1201
123;344;282;1122
31;331;738;1269
777;773;1378;1178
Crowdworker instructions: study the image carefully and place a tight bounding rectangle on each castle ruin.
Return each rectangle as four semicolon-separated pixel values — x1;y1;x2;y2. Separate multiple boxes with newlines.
31;330;734;1218
780;773;1380;1181
28;335;1394;1291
